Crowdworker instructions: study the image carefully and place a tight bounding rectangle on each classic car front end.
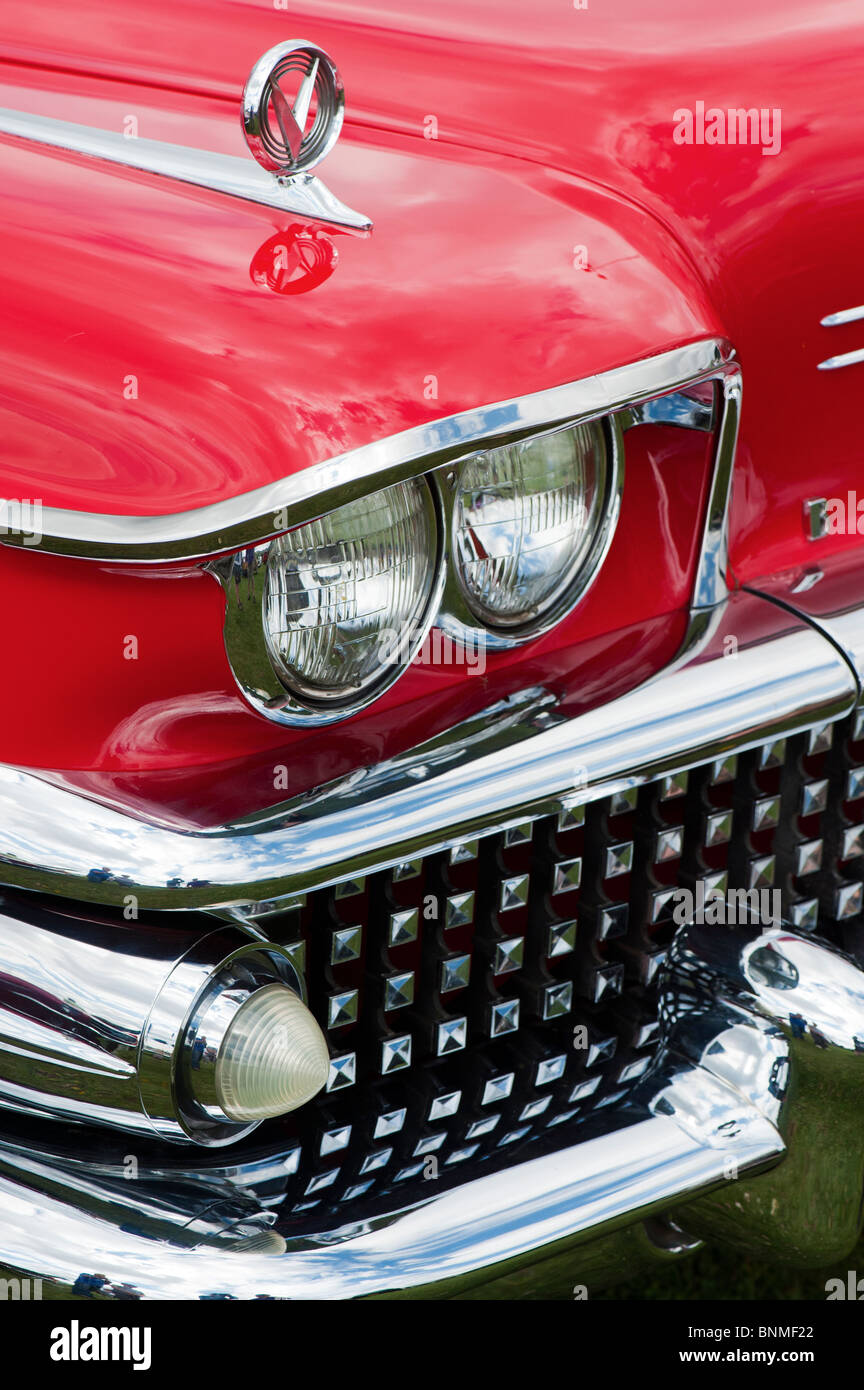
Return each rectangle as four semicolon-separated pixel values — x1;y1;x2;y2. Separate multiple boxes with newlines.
0;1;863;1301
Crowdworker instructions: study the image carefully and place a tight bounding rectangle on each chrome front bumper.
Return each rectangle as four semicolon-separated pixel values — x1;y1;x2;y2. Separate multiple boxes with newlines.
1;587;864;1298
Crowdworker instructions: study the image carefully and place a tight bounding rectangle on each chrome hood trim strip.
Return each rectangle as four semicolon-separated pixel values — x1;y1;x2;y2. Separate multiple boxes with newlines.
0;338;735;564
0;106;372;230
0;592;854;911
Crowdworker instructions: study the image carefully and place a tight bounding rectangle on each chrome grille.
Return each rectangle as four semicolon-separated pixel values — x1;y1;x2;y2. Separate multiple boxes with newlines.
208;707;864;1221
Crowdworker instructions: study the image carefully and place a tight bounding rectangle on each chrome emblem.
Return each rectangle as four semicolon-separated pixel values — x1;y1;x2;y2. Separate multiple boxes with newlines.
242;41;345;176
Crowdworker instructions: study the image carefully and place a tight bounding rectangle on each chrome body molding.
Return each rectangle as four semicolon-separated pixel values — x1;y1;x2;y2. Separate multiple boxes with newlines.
4;919;864;1297
817;347;864;372
821;303;864;327
0;591;854;911
0;338;734;564
0;106;372;231
818;302;864;370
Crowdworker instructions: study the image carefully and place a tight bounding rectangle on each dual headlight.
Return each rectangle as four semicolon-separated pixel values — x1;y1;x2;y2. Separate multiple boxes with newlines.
218;418;618;723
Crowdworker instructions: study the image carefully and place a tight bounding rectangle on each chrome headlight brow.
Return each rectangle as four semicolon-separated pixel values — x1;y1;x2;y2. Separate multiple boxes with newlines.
0;338;737;572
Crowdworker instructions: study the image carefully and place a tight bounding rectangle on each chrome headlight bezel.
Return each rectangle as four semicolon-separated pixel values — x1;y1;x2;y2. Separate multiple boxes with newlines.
210;476;447;728
211;418;622;725
437;414;623;650
202;339;737;728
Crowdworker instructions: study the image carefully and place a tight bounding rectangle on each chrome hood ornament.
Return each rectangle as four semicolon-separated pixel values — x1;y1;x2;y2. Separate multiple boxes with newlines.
0;41;371;232
243;42;345;176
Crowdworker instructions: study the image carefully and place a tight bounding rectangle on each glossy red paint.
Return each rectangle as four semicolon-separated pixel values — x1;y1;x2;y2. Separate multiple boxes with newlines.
0;2;860;800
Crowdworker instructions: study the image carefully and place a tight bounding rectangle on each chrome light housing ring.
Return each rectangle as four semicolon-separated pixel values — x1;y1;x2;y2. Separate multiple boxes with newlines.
140;934;313;1146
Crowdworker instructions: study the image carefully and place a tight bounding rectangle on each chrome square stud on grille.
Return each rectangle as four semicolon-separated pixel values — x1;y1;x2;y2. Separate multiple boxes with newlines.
489;999;520;1037
449;839;479;865
801;779;829;816
392;859;422;881
305;1169;339;1195
373;1107;406;1138
343;1181;374;1201
557;805;585;832
705;809;733;846
752;796;780;832
552;858;582;894
847;767;864;801
758;739;786;770
604;842;633;878
610;788;637;815
842;824;864;859
447;1144;480;1165
328;989;359;1029
536;1055;566;1085
795;839;823;876
466;1115;499;1138
499;874;530;912
546;921;576;957
384;971;415;1011
520;1095;552;1120
381;1034;412;1074
542;981;573;1019
428;1091;461;1121
659;770;688;800
413;1133;446;1156
586;1036;617;1068
599;903;629;938
806;723;833;755
436;1017;468;1056
326;1052;356;1092
592;964;624;1003
654;827;683;863
494;935;525;972
331;925;362;965
748;855;776;890
640;950;667;987
320;1125;351;1155
790;898;819;931
360;1148;392;1174
570;1076;601;1102
504;821;533;846
836;882;863;919
335;876;365;899
445;892;475;929
482;1073;514;1105
389;908;419;946
710;753;737;784
440;955;471;993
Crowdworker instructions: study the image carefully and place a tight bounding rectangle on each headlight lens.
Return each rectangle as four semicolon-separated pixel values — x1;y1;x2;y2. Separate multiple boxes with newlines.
452;420;608;629
263;477;437;701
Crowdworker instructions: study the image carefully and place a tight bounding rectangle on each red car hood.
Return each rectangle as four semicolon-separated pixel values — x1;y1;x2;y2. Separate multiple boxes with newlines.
0;0;862;583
